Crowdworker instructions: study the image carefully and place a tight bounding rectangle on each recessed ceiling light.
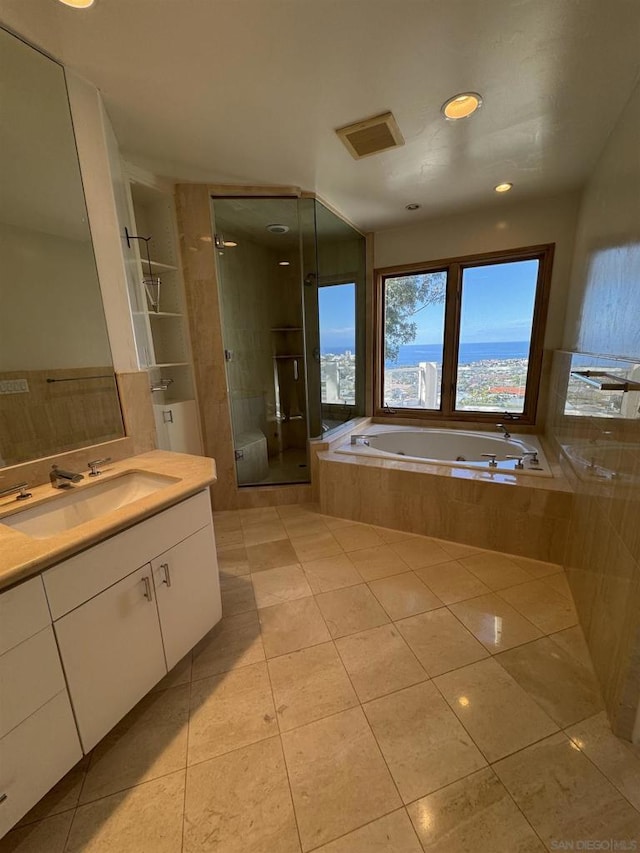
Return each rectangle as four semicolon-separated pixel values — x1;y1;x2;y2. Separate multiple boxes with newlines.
405;203;421;211
223;240;238;247
57;0;95;7
494;182;513;193
266;224;289;234
278;261;290;266
441;92;483;121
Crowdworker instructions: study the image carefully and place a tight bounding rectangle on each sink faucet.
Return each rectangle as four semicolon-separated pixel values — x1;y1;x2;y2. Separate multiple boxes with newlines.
496;423;511;439
0;481;32;501
50;465;84;489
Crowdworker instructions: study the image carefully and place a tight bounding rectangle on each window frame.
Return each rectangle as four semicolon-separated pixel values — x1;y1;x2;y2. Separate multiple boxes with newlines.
374;243;555;425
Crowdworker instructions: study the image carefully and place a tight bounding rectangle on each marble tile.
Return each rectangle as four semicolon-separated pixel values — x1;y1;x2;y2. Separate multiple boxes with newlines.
183;738;300;853
509;554;563;578
15;756;89;827
320;513;361;530
435;658;559;762
391;537;452;570
414;560;491;604
496;637;604;727
449;593;542;653
373;526;417;544
397;609;488;676
220;575;256;616
80;684;189;803
291;530;343;562
435;539;484;559
188;662;277;765
314;810;423;853
549;625;596;672
268;642;358;731
347;545;411;582
542;571;573;599
242;520;289;547
65;771;185;853
364;682;486;803
459;552;533;590
302;553;362;593
240;507;280;525
407;768;545;853
566;712;640;810
259;596;331;658
336;624;426;702
332;524;385;552
494;733;640;847
283;514;330;539
316;584;389;639
217;545;250;577
251;564;312;609
498;580;578;633
281;707;401;850
152;653;192;692
1;811;74;853
214;527;244;549
191;611;265;679
246;539;299;572
368;572;442;620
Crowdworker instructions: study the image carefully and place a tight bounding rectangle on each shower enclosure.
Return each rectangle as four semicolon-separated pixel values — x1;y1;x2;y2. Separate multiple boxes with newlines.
211;196;365;487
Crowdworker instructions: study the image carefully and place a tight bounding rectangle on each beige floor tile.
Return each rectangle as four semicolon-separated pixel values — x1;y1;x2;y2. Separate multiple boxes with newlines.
449;593;542;653
65;771;185;853
152;653;192;693
251;564;311;609
213;511;243;531
496;637;604;727
414;560;491;604
259;596;331;658
316;584;389;638
302;553;362;593
188;662;277;765
348;545;411;582
373;526;417;544
281;706;401;850
364;682;486;803
242;520;288;546
276;503;315;520
314;809;423;853
80;684;189;803
459;552;533;590
542;571;573;598
320;513;362;530
214;527;244;549
332;524;385;552
191;611;265;679
220;575;256;616
217;545;250;577
291;530;343;562
549;625;596;672
391;537;452;570
567;712;640;810
407;768;545;853
435;658;559;762
268;642;358;731
435;539;484;559
16;756;89;827
0;811;74;853
283;514;330;538
494;733;640;846
336;624;426;702
498;580;578;633
246;539;300;572
368;572;442;620
183;738;300;853
397;609;488;676
510;554;563;578
240;507;280;525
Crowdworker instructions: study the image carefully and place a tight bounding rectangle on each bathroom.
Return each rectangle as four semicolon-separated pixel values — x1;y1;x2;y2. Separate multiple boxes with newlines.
0;0;639;850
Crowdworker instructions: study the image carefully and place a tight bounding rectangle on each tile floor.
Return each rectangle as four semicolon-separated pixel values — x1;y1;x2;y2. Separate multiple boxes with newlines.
4;504;640;852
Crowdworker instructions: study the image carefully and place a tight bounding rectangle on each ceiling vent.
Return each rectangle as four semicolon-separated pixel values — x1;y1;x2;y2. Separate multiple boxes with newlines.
336;111;405;160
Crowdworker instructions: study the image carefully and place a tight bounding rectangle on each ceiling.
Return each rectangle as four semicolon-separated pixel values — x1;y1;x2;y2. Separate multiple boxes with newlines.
2;0;640;232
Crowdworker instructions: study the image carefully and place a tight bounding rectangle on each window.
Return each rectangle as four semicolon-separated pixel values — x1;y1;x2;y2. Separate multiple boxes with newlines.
375;245;554;423
319;282;357;405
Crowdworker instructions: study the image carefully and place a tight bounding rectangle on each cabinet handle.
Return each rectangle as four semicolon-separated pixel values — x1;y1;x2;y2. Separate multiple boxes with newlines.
142;575;153;601
161;562;172;587
0;793;7;805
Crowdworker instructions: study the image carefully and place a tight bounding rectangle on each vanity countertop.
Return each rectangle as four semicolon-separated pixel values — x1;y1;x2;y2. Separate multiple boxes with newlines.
0;450;217;591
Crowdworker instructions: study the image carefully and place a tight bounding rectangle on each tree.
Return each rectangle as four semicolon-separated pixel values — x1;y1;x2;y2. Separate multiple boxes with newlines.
384;272;446;362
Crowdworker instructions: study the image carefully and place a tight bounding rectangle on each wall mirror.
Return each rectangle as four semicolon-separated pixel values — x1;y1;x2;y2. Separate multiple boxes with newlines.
0;28;123;468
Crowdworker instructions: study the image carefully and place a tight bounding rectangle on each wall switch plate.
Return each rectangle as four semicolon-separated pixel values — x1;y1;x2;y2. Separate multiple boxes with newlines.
0;379;29;394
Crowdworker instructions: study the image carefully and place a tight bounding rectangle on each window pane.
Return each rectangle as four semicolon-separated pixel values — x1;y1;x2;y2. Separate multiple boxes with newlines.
383;271;446;410
319;283;356;404
455;260;539;413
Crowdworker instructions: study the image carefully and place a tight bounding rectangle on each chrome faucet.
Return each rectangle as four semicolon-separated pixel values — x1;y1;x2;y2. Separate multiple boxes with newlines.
496;423;511;439
50;465;84;489
350;434;371;446
88;457;112;477
0;482;32;501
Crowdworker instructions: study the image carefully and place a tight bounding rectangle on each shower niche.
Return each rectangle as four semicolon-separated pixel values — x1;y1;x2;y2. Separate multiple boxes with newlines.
212;196;365;487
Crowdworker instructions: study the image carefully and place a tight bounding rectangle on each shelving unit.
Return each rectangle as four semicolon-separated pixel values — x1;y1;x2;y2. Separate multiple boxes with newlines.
122;165;202;455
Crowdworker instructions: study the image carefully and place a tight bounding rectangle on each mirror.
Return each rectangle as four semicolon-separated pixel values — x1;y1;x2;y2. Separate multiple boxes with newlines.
0;28;123;468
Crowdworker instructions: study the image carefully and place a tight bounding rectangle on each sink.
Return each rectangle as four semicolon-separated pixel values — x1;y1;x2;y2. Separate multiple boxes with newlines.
0;472;179;539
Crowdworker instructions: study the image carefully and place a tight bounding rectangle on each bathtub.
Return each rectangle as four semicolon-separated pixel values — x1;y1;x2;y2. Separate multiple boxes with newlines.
337;426;552;477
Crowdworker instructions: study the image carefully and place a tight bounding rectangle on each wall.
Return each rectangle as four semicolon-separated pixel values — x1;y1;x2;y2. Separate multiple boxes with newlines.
546;80;640;739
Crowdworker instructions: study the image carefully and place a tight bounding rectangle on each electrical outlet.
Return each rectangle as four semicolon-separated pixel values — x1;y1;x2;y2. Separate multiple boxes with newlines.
0;379;29;394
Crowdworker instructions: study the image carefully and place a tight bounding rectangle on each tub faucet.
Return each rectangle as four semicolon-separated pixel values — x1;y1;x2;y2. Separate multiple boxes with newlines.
50;465;84;489
496;423;511;439
350;434;370;446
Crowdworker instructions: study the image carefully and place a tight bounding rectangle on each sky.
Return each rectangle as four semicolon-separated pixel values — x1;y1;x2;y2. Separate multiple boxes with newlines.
318;260;539;351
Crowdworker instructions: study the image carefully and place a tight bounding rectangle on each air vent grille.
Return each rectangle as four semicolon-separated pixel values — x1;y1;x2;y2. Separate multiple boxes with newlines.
336;111;404;160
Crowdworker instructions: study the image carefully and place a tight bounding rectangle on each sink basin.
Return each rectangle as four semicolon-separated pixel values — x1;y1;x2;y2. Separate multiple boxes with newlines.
1;472;178;539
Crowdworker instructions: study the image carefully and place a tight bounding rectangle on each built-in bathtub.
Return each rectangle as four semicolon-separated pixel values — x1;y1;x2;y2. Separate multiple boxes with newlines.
337;426;551;477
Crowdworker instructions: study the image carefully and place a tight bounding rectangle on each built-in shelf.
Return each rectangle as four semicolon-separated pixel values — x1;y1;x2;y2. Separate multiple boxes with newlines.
274;354;304;360
141;258;178;272
133;311;183;318
152;362;190;368
271;327;303;332
571;370;640;392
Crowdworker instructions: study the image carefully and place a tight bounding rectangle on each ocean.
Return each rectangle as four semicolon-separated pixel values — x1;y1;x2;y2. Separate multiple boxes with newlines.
322;341;530;366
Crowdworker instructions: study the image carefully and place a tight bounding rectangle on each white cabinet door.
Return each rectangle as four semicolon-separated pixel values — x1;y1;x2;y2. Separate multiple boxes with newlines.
152;525;221;670
54;565;167;752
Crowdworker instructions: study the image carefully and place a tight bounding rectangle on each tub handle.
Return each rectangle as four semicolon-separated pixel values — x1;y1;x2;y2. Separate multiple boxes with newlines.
481;453;498;468
506;455;525;470
522;451;539;465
